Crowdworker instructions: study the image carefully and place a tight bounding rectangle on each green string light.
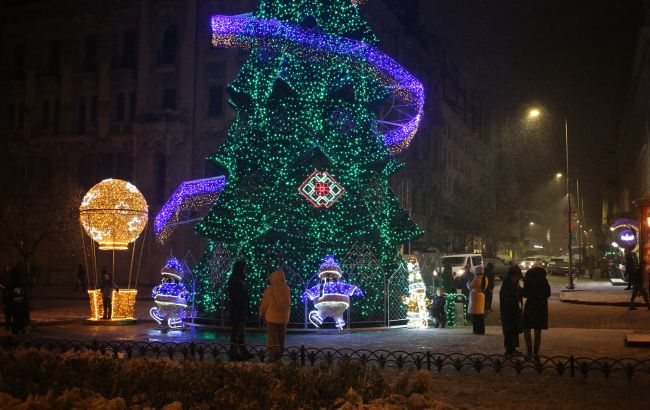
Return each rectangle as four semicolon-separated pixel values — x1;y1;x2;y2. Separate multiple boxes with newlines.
193;0;423;320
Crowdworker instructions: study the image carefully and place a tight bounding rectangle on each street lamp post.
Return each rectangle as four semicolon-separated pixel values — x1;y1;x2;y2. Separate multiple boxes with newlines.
564;118;575;289
528;110;574;289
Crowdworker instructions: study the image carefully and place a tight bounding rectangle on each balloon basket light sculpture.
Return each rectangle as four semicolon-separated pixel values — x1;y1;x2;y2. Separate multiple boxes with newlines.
79;179;148;325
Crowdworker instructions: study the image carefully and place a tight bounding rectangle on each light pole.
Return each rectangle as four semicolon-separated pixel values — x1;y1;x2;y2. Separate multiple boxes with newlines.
528;110;574;289
564;118;575;289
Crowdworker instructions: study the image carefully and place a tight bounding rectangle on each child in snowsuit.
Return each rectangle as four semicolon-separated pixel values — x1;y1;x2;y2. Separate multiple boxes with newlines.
430;288;447;328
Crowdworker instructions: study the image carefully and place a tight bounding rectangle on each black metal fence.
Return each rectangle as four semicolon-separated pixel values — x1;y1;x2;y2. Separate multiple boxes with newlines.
2;337;649;380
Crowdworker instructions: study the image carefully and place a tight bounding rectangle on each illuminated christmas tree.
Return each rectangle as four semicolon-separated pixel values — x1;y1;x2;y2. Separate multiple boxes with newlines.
194;0;424;322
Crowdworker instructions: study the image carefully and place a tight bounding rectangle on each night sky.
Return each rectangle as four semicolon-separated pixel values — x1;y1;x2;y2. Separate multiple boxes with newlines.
409;0;645;226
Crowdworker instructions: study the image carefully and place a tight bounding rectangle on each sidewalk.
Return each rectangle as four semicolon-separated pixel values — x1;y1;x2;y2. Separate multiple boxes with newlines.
559;278;648;307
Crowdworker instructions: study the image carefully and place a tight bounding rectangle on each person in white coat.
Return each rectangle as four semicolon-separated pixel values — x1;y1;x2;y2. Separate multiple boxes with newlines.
467;265;487;335
259;269;292;362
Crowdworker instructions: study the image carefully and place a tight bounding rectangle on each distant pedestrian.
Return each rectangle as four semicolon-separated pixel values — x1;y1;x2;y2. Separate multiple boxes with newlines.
458;263;472;298
1;266;10;330
484;262;495;311
430;287;447;328
629;259;649;310
644;260;650;305
227;260;251;361
7;266;27;335
624;252;638;290
507;259;523;280
522;264;551;360
74;264;86;292
500;267;523;355
467;265;487;335
259;269;291;362
100;270;118;319
440;261;454;293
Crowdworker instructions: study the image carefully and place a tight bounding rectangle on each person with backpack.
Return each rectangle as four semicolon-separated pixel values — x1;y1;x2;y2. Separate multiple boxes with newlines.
467;265;487;335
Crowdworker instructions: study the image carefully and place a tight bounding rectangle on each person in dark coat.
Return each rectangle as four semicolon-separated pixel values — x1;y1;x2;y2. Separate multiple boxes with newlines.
522;264;551;360
1;266;10;330
484;262;496;311
430;287;447;328
500;267;522;355
624;252;638;290
629;259;649;310
227;260;251;360
75;264;86;292
440;262;454;293
7;266;27;335
458;263;472;298
100;269;118;319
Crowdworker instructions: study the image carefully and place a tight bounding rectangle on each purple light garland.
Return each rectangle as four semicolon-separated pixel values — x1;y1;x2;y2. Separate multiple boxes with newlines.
154;176;227;239
210;14;424;153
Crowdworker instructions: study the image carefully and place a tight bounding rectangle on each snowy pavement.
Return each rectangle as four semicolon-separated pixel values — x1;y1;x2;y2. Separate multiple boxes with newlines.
3;287;650;360
559;278;647;306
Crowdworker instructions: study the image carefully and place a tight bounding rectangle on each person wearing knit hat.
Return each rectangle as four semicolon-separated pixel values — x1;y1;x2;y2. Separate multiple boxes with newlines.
259;269;292;362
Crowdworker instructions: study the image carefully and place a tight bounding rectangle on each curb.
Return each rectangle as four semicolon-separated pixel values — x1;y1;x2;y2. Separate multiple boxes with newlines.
559;298;649;308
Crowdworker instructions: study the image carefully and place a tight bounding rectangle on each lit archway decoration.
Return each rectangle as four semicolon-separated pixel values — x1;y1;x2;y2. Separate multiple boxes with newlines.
154;176;226;241
210;14;424;154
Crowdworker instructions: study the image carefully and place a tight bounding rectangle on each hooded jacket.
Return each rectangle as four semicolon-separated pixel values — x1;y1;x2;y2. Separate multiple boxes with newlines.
467;273;486;315
259;270;292;324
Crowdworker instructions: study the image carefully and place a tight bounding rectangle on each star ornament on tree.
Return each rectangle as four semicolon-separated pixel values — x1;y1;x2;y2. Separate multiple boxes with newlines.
298;170;346;208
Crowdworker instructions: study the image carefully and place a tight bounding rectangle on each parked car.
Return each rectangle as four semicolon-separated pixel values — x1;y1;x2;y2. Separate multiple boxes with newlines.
519;257;545;272
549;260;570;276
483;256;509;280
546;257;563;271
441;254;484;279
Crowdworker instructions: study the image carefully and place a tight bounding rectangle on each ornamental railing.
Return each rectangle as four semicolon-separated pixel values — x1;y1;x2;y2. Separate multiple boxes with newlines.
1;337;648;380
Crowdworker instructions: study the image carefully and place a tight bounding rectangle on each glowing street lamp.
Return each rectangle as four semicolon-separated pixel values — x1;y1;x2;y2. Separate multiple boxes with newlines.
528;109;541;119
527;108;575;289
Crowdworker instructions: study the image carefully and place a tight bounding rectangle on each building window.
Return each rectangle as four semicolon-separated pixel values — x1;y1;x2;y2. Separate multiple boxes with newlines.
41;99;50;128
128;91;136;121
13;45;25;80
84;35;97;72
121;30;137;69
8;103;15;130
90;95;98;126
208;85;223;117
53;100;60;134
161;25;177;65
78;97;87;134
48;42;60;76
116;153;133;181
116;93;125;121
161;88;176;110
17;102;24;129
